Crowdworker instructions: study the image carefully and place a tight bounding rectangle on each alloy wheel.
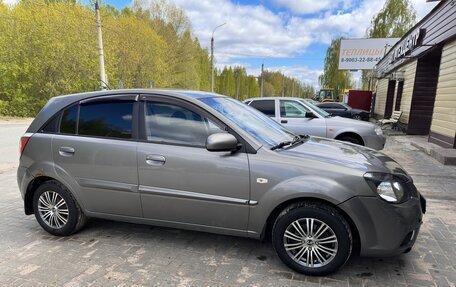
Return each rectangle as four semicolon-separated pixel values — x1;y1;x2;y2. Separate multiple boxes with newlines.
283;218;338;268
37;191;69;229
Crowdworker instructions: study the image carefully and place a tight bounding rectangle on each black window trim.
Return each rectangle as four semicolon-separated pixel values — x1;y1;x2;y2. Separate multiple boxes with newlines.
39;94;140;142
138;94;256;154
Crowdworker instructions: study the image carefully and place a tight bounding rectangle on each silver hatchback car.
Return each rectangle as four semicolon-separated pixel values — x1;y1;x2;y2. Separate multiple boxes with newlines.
18;89;425;276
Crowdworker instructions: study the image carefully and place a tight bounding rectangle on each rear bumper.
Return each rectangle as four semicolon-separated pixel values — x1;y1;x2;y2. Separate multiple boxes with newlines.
338;193;425;257
17;166;33;200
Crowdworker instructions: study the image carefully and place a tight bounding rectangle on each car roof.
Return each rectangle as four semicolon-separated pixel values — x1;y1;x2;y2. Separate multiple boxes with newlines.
244;97;310;101
28;89;226;133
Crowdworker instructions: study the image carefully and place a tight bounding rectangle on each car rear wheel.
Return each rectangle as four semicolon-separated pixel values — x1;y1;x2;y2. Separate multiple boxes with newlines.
272;202;352;276
33;180;86;236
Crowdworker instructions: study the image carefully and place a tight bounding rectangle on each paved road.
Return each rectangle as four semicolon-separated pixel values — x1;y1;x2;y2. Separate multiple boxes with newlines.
0;120;31;169
0;123;455;286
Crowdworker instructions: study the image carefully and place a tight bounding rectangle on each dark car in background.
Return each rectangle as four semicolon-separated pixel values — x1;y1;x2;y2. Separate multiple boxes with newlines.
317;102;370;121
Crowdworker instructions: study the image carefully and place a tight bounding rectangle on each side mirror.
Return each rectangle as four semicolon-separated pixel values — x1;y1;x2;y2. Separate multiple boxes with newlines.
206;133;239;152
305;112;317;118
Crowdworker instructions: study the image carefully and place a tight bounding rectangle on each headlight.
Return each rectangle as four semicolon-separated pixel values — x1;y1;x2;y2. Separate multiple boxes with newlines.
364;172;409;203
374;126;383;136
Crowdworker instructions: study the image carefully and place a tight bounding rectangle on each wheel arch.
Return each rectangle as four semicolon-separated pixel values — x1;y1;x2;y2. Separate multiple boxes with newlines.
335;131;364;146
24;176;65;215
262;197;361;255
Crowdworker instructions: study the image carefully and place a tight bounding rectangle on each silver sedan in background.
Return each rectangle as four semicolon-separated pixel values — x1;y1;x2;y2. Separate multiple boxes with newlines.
244;97;385;150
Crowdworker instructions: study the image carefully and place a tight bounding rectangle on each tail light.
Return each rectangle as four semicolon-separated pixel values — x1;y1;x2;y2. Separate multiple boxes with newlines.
19;133;32;156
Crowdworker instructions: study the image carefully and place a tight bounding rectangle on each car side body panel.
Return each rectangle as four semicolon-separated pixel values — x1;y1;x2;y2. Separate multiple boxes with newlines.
245;147;374;237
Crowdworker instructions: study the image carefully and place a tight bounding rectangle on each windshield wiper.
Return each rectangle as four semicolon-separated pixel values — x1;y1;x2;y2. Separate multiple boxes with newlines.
270;140;293;150
271;135;308;150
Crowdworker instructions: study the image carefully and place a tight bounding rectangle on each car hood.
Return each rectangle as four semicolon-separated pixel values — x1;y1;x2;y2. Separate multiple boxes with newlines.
326;116;375;128
279;136;408;176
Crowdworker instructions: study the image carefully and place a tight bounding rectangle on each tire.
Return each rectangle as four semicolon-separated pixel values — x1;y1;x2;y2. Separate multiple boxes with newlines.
272;202;352;276
338;135;362;145
353;115;362;120
32;180;86;236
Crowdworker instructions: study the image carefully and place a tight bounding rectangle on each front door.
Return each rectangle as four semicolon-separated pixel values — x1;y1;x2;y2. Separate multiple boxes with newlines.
278;99;327;137
137;97;250;232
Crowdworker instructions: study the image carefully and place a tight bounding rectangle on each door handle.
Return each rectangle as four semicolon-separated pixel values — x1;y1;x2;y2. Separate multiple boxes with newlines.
146;154;166;166
281;120;288;124
59;147;75;157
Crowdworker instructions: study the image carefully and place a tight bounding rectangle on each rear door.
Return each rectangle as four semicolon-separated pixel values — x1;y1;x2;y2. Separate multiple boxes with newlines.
137;96;250;232
278;100;327;137
52;95;141;217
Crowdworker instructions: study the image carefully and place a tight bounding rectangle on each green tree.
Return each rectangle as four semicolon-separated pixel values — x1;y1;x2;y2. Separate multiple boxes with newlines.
362;0;417;88
318;37;354;95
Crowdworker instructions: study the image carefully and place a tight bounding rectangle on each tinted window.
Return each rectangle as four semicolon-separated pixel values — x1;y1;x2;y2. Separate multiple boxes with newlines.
60;105;78;134
280;100;309;117
318;103;331;109
78;101;133;139
335;104;347;109
145;102;224;147
249;100;275;116
42;113;60;133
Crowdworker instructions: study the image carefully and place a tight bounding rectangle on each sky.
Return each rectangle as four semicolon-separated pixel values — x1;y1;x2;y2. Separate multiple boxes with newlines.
5;0;439;88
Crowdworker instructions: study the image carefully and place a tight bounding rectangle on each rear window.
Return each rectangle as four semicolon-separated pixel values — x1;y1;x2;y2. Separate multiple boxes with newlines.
78;101;133;139
249;100;275;117
60;105;78;134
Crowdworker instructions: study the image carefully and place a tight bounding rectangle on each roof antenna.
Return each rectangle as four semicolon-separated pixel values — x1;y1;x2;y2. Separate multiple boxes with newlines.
100;79;112;90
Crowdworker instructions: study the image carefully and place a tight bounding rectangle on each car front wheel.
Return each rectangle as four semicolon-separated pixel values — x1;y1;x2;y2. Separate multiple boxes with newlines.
272;202;352;276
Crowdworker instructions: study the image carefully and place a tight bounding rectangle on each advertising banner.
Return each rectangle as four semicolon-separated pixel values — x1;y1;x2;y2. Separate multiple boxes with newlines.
339;38;400;70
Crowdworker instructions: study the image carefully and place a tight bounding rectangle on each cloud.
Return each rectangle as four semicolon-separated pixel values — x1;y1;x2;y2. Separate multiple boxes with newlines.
143;0;439;88
2;0;19;5
170;0;314;60
269;0;355;15
411;0;438;20
269;0;337;14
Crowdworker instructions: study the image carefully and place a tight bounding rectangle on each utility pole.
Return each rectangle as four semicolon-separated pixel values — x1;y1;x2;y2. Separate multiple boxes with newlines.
291;79;295;97
210;23;226;93
260;63;264;97
235;72;240;100
281;74;285;97
95;0;107;90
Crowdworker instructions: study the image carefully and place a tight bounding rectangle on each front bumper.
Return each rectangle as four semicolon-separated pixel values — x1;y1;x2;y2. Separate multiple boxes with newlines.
363;134;386;150
339;193;425;257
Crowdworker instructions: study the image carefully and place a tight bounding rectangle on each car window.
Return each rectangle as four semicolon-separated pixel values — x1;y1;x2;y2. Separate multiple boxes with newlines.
299;100;330;118
249;100;275;117
318;103;331;109
200;97;295;147
280;100;309;118
78;101;134;139
60;104;78;134
145;102;224;147
334;104;346;109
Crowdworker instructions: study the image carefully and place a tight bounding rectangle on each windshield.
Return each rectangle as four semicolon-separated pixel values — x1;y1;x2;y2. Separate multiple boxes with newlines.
300;100;331;118
200;97;295;147
319;90;333;99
